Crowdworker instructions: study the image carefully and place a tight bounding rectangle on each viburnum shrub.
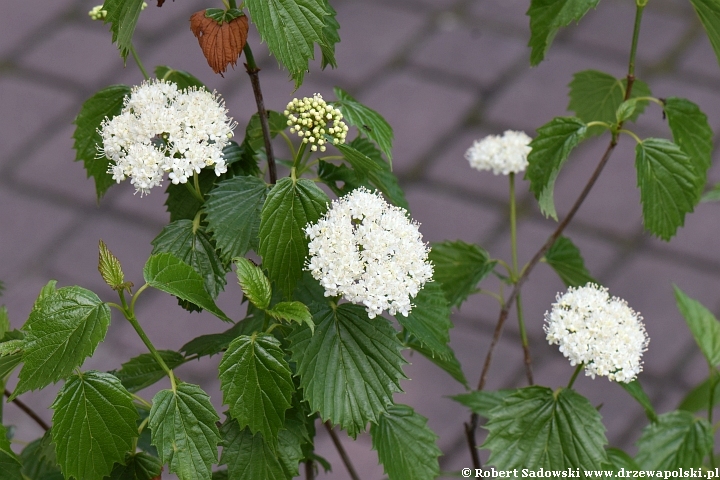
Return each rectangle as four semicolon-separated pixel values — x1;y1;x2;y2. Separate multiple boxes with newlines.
3;0;720;478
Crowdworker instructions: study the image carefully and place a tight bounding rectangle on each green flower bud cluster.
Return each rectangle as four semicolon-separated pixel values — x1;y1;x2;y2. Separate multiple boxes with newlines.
284;93;348;152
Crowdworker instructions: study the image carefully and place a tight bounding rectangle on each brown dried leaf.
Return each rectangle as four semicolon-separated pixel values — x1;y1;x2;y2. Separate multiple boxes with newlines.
190;11;249;76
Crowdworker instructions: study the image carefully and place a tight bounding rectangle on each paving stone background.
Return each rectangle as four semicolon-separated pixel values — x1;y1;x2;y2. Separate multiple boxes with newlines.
1;0;719;478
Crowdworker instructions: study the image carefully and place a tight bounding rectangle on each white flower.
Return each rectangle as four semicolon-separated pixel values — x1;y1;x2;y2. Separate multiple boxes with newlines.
544;283;649;383
99;79;235;195
284;93;348;152
465;130;532;175
305;188;433;319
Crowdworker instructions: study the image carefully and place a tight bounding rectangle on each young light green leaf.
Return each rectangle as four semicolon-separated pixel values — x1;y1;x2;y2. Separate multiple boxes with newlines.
635;139;701;241
689;0;720;69
678;377;720;412
151;220;228;299
219;334;294;443
13;286;111;398
663;97;713;194
543;236;596;287
0;424;22;480
73;85;131;200
618;379;658;423
149;383;220;480
98;240;132;293
219;418;287;480
245;0;330;88
51;371;138;480
334;87;394;164
258;178;329;297
244;111;288;152
102;0;145;60
233;257;272;310
483;386;607;470
266;301;314;332
701;183;720;203
450;390;515;419
567;70;651;134
395;282;452;360
204;176;268;262
403;332;468;388
370;404;441;480
525;117;588;220
144;253;230;321
527;0;600;66
635;411;712;469
107;451;163;480
673;286;720;366
154;65;205;90
289;304;407;437
115;350;186;393
429;240;495;308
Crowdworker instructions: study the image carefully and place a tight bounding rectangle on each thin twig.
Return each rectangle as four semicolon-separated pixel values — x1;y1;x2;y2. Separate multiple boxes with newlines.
243;43;277;184
465;413;481;470
305;459;315;480
4;389;50;431
324;421;361;480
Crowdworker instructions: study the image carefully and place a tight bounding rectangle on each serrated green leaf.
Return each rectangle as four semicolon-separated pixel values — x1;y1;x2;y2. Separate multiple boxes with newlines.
429;241;495;308
151;220;228;299
245;0;329;88
482;386;607;469
0;305;9;338
219;334;294;443
679;376;720;412
636;411;712;469
233;257;272;310
701;183;720;202
689;0;720;69
0;353;21;380
219;418;287;480
13;287;111;398
144;253;230;321
204;176;268;262
0;339;23;356
51;372;138;480
663;97;713;195
527;0;600;66
277;401;312;478
635;138;701;241
0;424;22;480
289;303;406;437
115;350;186;393
525;117;587;220
180;315;263;359
258;178;329;297
155;65;205;91
403;333;468;388
567;70;651;134
371;404;441;480
336;143;384;181
20;435;64;480
245;111;288;152
618;379;658;423
319;0;340;69
348;137;408;210
107;451;163;480
544;236;596;287
318;160;359;198
334;88;393;163
266;301;314;332
102;0;144;60
149;383;220;480
73;85;131;200
674;286;720;366
604;447;640;474
204;7;244;24
450;389;514;419
395;282;451;360
98;240;131;292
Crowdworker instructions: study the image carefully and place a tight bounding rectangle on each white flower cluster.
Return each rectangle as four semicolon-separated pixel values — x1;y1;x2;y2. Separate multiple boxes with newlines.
544;283;649;383
465;130;532;175
99;79;235;195
284;93;348;152
305;188;433;319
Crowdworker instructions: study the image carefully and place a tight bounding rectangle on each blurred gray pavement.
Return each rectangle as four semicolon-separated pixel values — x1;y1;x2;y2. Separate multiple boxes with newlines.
2;0;720;477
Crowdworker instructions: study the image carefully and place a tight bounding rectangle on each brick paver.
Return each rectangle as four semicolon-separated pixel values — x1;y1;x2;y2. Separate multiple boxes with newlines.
2;0;720;478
